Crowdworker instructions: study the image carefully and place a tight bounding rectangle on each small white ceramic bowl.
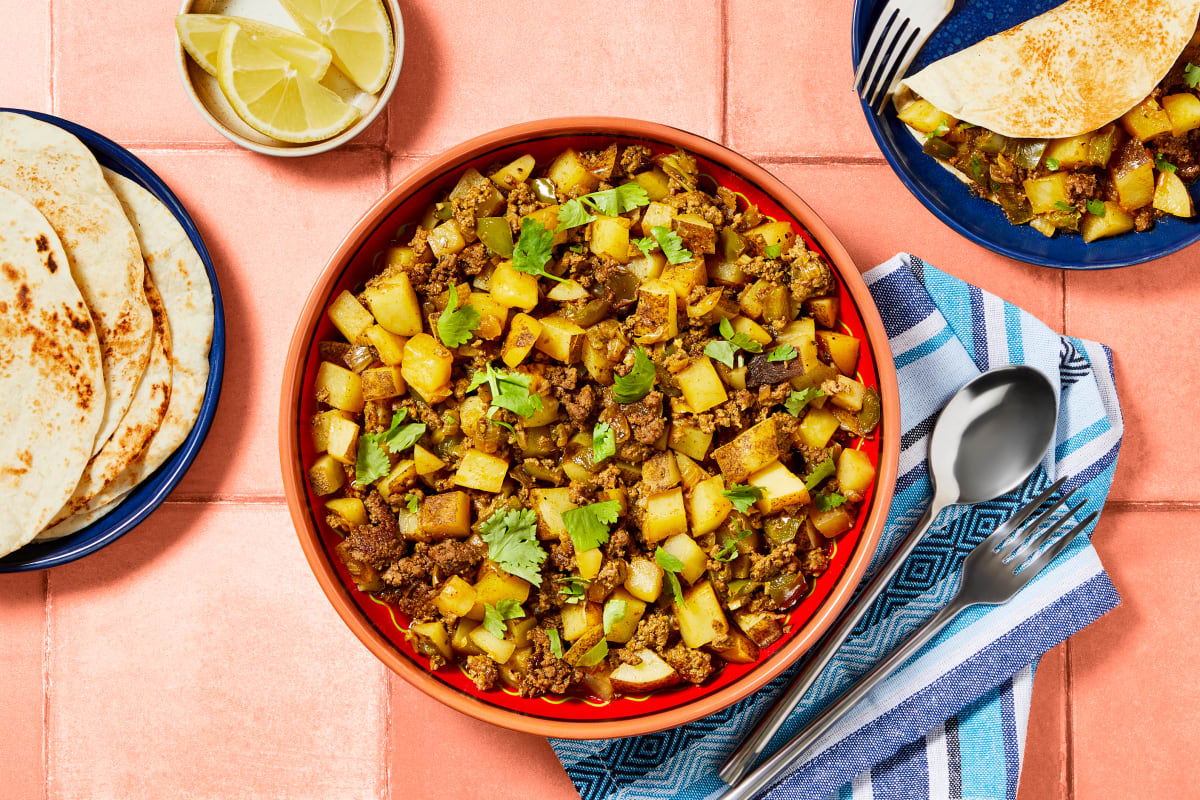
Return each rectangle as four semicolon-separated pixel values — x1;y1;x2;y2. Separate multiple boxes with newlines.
176;0;403;157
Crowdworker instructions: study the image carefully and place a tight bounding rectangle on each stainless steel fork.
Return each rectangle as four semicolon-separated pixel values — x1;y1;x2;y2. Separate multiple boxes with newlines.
716;482;1099;800
855;0;958;113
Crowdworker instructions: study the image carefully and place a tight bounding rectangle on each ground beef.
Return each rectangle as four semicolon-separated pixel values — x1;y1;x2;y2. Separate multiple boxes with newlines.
663;644;716;684
465;654;498;691
802;547;832;576
586;559;628;603
428;539;484;579
788;247;835;301
563;383;596;425
618;145;652;177
339;493;405;570
605;527;635;560
504;182;542;232
548;537;575;572
519;628;581;697
1134;205;1155;232
1065;172;1099;206
458;242;490;275
622;390;666;445
750;542;801;582
621;610;674;658
667;191;726;227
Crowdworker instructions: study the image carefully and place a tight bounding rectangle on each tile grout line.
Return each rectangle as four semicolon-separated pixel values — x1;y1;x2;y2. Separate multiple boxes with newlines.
1061;268;1068;335
1063;638;1075;800
719;0;730;145
383;672;393;800
41;569;51;800
47;0;54;114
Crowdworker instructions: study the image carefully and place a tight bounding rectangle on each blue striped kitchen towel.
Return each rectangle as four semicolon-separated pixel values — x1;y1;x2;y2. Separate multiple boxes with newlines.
551;253;1124;800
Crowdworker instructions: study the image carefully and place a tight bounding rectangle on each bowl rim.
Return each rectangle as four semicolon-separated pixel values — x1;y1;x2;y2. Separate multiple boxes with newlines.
279;116;901;738
174;0;404;158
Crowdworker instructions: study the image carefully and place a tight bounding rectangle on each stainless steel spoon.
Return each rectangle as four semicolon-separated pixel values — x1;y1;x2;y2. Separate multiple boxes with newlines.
718;364;1058;789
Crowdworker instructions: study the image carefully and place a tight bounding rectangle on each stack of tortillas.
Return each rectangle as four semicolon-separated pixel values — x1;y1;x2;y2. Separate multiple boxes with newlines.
0;112;214;558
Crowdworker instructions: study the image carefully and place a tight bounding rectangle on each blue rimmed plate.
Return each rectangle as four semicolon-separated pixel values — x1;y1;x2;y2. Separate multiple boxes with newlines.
0;109;225;572
852;0;1200;269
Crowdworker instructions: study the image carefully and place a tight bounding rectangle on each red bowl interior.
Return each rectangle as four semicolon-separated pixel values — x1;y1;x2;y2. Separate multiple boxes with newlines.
281;119;899;738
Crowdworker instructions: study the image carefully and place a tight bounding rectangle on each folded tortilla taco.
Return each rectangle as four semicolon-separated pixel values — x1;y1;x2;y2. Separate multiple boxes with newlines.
893;0;1200;242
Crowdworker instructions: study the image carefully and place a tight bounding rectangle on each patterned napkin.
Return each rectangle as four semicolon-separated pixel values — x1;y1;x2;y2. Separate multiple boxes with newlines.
551;254;1124;800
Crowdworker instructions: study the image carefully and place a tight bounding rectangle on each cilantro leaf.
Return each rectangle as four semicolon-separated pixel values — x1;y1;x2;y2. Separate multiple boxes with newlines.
490;369;543;418
562;499;622;553
555;198;596;232
479;508;547;587
804;457;836;490
576;637;609;667
924;120;950;139
704;339;739;368
1053;200;1077;213
1086;199;1107;217
547;627;564;658
482;598;525;639
555;576;589;605
437;284;480;348
632;237;659;256
593;422;616;462
714;529;750;563
969;156;983;181
354;432;391;485
768;343;797;362
815;492;848;511
654;547;686;605
405;493;419;513
722;483;763;513
651;225;693;264
1186;62;1200;89
1156;153;1177;173
512;217;564;282
1045;157;1060;171
613;346;656;404
569;243;587;254
785;387;824;417
602;599;627;636
382;414;427;453
764;244;782;259
582;183;650;216
719;316;763;354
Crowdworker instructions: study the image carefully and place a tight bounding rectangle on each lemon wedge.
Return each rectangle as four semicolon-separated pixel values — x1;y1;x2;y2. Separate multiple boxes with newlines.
278;0;394;94
176;14;332;79
216;23;361;143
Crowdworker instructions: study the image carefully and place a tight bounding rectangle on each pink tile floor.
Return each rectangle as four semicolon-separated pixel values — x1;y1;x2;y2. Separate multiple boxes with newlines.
2;1;1197;798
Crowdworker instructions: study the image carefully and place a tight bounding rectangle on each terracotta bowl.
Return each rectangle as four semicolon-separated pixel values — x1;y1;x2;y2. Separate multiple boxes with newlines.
280;117;900;739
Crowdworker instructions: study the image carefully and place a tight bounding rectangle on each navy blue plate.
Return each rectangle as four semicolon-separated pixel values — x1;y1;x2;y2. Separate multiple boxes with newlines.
0;109;225;572
852;0;1200;269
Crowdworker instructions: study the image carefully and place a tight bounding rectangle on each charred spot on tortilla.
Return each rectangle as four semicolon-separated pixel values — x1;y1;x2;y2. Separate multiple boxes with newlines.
16;283;31;312
35;234;48;253
45;252;58;273
2;262;19;281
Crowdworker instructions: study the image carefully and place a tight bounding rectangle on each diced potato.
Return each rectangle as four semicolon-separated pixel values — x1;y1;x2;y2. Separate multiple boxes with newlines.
490;153;536;192
434;575;477;618
562;602;603;641
590;215;631;263
534;315;586;363
420;491;472;538
632;279;678;344
640;201;675;237
409;621;453;661
454;449;510;493
730;315;772;346
427;220;468;258
733;610;784;648
490;261;540;311
464;292;507;340
1153;169;1195;218
449;168;505;218
674;580;728;649
501;313;543;368
327;290;375;344
365;325;406;365
673;213;717;254
1022;173;1071;215
308;454;345;496
522;394;560;427
361;365;406;402
634;168;671;201
643;451;682;494
896;98;957;134
712;417;782;482
660;257;708;305
508;617;538;649
377;459;416;501
1163;92;1200;137
604;588;648;643
816;330;860;376
532;487;575;540
577;547;603;580
1120;97;1173;142
325;415;360;464
384;245;416;268
563;625;606;666
469;625;516;664
325;497;367;527
676;356;728;414
467;568;532;620
400;333;454;403
627;250;667;282
1029;216;1057;238
829;375;866;412
745;220;795;253
642;487;688;543
804;297;839;328
361;271;423;337
624;557;664;603
610;649;682;693
310;409;350;452
413;443;446;475
522;205;568;245
662;534;707;584
1111;141;1155;211
748;460;810;514
315;361;364;413
546;279;589;302
687;475;733;536
675;452;710;490
709;628;761;664
548;148;600;195
1080;201;1136;242
798;406;840;449
451;619;483;655
1044;134;1092;169
668;418;714;461
811;505;854;538
837;448;877;495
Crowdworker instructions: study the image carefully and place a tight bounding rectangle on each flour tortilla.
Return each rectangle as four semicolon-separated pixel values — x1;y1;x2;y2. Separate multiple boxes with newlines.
0;187;105;556
42;271;172;530
0;112;154;455
898;0;1200;139
38;492;129;541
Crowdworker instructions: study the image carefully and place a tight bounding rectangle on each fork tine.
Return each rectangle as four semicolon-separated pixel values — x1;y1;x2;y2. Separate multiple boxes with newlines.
853;3;902;94
867;23;920;111
981;476;1069;551
996;485;1079;559
872;30;925;114
859;14;910;102
1008;500;1087;562
1017;510;1100;579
